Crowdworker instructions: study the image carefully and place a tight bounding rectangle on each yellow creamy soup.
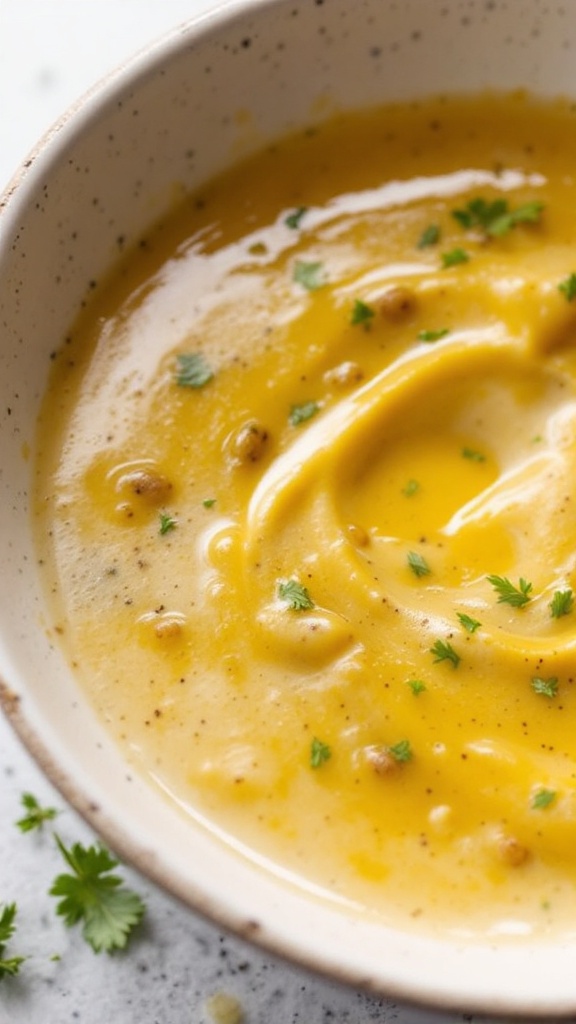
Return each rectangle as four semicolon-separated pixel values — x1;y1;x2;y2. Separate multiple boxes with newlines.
36;94;576;938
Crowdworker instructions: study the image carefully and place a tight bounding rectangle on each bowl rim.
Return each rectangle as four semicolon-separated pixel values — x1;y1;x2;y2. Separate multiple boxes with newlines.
3;1;576;1017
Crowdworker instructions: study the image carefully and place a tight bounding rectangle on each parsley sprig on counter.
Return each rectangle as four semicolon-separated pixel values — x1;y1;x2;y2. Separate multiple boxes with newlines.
1;791;147;979
15;792;58;833
50;836;146;954
0;904;25;979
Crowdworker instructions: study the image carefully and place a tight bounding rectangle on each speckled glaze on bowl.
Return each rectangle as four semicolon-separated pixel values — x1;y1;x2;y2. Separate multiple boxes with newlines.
2;0;576;1016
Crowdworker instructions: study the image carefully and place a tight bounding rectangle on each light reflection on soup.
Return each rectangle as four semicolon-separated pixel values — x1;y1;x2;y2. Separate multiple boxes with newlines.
35;93;576;938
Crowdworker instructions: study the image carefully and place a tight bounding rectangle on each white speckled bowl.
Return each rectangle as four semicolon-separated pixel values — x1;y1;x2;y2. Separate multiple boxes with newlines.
2;0;576;1016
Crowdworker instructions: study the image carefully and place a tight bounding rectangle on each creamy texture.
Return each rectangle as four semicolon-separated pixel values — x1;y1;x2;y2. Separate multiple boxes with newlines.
35;94;576;939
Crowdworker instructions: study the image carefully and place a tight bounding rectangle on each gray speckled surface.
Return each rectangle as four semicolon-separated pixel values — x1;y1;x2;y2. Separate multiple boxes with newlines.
0;3;561;1023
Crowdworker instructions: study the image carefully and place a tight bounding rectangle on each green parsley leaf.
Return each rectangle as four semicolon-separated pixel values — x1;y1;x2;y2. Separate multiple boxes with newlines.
284;206;308;229
457;612;482;634
430;639;460;668
278;579;315;611
462;446;486;462
0;904;25;979
452;197;507;231
487;574;532;608
417;328;449;342
441;248;469;269
175;352;214;389
406;679;426;696
310;737;331;768
293;260;325;291
402;478;420;497
488;201;544;236
407;550;431;578
202;498;216;509
452;197;543;237
158;512;177;536
350;298;376;326
559;273;576;302
531;676;559;699
49;835;145;953
387;739;413;763
289;400;320;426
532;788;556;810
417;224;441;249
15;792;58;833
550;588;574;618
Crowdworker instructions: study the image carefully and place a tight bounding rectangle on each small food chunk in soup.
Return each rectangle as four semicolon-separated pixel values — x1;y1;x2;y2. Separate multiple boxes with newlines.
35;93;576;938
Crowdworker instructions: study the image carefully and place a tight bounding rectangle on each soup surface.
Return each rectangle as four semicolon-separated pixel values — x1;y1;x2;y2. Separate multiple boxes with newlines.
36;93;576;939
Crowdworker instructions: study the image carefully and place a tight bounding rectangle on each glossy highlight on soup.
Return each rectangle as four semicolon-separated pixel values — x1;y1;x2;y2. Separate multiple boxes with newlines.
35;93;576;940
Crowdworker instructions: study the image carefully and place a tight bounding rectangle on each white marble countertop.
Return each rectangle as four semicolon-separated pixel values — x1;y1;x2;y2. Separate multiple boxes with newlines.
0;4;521;1022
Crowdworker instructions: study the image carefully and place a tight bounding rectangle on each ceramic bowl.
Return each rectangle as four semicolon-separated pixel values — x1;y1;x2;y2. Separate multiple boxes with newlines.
2;0;576;1016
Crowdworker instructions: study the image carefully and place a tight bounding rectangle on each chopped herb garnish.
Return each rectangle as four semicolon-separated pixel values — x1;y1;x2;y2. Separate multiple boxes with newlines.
406;679;426;696
487;574;532;608
441;247;469;268
417;224;441;249
175;352;214;389
351;298;376;326
402;478;420;497
293;260;325;291
15;792;58;833
159;512;177;536
202;498;216;509
49;835;145;953
457;612;482;634
0;904;25;979
462;447;486;462
532;788;556;810
310;737;331;768
417;328;449;342
559;273;576;302
278;579;315;611
531;676;559;699
387;739;413;763
452;197;543;236
284;206;308;229
550;588;574;618
430;639;460;668
289;400;320;426
407;550;431;578
248;241;267;256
